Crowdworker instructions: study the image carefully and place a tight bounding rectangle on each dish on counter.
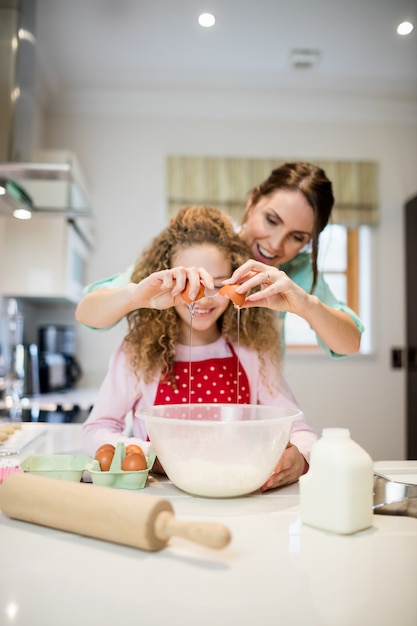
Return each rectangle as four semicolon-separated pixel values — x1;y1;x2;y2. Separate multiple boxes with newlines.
373;469;417;518
373;464;417;486
0;423;46;456
136;404;301;498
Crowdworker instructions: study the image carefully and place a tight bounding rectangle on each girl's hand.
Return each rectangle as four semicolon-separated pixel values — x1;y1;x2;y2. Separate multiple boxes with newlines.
260;442;308;491
222;260;309;314
75;267;215;329
136;266;215;310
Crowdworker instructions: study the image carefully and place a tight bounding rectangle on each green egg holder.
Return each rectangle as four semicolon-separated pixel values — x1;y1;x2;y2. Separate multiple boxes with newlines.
20;455;91;482
86;442;156;490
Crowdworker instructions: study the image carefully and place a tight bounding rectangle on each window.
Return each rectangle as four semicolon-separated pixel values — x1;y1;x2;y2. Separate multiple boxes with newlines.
285;225;361;348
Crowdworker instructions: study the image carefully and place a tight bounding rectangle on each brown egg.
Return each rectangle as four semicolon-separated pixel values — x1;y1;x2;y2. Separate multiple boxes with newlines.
182;280;205;303
94;449;115;472
125;444;145;458
95;443;116;456
121;453;148;472
218;284;246;307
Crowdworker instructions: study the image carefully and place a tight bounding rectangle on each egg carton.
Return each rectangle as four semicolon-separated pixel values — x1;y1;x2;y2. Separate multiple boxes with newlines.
86;442;156;490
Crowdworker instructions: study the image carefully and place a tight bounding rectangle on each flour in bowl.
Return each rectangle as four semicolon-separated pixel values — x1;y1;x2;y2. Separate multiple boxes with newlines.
167;459;269;498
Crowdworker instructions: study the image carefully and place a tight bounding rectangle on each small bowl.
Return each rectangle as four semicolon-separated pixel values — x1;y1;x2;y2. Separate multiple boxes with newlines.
136;404;301;498
86;442;155;490
20;454;91;482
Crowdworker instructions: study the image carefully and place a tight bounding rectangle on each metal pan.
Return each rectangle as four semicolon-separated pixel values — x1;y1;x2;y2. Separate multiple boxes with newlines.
373;472;417;518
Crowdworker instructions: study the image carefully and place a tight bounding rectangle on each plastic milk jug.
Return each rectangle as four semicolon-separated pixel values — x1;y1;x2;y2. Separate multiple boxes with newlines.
299;428;374;534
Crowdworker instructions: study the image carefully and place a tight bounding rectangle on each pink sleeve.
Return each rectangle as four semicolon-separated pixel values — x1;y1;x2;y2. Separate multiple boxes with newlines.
81;342;150;457
263;367;318;463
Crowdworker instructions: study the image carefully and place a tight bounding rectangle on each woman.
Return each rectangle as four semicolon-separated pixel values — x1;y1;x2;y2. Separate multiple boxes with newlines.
82;206;317;489
75;162;363;356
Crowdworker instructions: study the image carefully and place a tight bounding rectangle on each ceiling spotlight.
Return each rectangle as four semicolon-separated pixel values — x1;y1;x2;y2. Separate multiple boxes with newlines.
13;207;32;220
198;13;215;28
397;21;414;36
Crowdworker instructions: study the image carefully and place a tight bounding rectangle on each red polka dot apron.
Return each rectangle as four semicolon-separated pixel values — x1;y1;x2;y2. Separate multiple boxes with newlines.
154;342;250;405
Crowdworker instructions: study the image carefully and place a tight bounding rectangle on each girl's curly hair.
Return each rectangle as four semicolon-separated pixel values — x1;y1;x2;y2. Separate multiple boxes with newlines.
124;205;281;386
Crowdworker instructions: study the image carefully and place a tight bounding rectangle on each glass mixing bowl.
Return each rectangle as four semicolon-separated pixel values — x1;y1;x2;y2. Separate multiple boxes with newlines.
136;404;301;498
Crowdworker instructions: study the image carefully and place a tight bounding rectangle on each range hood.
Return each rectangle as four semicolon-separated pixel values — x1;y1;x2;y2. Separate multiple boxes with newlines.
0;0;93;221
0;149;93;219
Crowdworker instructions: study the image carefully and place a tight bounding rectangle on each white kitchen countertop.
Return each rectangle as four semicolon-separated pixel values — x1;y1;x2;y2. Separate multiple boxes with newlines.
0;423;416;626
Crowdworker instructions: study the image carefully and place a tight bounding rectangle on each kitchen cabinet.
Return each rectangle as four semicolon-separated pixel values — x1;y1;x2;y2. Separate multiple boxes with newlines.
0;214;90;303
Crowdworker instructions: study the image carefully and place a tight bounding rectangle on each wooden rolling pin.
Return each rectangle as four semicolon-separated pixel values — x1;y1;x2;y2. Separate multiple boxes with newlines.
0;472;231;551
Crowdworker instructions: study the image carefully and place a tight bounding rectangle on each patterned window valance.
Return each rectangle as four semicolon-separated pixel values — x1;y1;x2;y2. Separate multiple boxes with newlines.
167;156;379;227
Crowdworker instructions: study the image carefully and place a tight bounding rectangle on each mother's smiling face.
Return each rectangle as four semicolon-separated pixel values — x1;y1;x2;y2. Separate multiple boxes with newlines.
239;189;314;267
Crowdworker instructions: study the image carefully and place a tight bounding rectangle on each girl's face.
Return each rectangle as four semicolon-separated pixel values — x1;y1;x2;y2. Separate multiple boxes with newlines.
172;243;232;345
240;189;314;267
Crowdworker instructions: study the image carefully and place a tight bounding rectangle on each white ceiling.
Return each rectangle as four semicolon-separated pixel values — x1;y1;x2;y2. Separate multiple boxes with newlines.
34;0;417;104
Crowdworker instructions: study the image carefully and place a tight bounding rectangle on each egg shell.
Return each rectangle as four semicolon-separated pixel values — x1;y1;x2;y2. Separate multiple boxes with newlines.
218;284;246;307
125;444;146;458
94;449;115;471
95;443;116;456
182;280;205;303
121;452;148;471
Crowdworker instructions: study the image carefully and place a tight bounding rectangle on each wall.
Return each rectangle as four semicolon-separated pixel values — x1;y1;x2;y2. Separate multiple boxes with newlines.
41;88;417;461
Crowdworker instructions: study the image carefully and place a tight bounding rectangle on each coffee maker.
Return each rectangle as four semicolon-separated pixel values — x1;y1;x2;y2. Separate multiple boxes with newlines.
38;325;82;393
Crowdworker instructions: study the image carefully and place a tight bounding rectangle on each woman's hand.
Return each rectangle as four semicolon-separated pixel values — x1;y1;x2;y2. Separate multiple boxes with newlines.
224;259;361;354
260;442;308;491
223;259;309;314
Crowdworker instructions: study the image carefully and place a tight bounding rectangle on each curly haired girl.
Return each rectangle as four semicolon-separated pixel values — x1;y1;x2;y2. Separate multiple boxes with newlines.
82;206;317;489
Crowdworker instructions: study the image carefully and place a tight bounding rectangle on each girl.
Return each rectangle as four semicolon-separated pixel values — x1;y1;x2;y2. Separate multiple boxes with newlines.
82;205;317;490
